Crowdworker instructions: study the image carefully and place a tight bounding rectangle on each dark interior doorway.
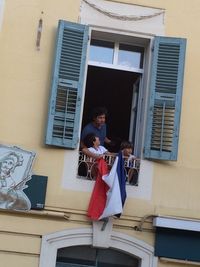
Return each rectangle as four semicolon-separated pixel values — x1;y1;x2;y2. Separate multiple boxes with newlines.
81;65;140;149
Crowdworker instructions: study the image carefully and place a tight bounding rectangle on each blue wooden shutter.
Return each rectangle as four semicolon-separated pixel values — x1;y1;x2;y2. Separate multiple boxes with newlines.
144;37;186;160
45;20;89;148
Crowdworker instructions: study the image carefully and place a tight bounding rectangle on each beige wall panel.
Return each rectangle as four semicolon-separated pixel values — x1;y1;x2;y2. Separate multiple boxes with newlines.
152;164;200;218
0;232;40;254
0;211;155;248
158;260;196;267
0;213;88;235
0;0;198;211
0;1;200;267
0;0;199;255
0;252;38;267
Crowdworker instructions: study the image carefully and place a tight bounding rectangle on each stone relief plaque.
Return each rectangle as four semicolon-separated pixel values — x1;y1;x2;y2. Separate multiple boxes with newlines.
0;144;35;210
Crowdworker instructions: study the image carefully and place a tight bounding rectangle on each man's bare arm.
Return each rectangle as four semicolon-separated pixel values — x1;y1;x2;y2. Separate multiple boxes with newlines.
104;136;111;144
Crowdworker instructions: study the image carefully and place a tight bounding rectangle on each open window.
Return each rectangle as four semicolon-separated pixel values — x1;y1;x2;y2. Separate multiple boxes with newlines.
82;66;141;153
45;20;186;161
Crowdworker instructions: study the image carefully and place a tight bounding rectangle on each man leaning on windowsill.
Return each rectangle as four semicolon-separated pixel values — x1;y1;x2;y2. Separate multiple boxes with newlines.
80;107;112;159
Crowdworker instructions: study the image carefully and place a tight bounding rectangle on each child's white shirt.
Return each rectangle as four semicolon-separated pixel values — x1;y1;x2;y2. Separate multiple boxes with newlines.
88;146;108;155
127;154;137;167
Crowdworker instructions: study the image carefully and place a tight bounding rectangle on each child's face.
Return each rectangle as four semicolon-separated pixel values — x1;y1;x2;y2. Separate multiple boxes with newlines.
123;148;132;157
94;136;100;147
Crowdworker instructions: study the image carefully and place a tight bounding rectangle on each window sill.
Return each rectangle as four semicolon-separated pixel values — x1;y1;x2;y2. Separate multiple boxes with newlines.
77;151;140;186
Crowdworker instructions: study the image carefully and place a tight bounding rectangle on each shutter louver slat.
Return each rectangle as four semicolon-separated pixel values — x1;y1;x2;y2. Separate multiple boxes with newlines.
51;82;78;143
59;28;84;82
151;104;175;152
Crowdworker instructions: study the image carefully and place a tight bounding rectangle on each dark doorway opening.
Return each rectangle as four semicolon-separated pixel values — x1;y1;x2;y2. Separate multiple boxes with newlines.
81;65;140;151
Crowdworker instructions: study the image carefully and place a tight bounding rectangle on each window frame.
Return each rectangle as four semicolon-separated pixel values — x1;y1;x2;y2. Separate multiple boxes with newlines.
89;37;145;73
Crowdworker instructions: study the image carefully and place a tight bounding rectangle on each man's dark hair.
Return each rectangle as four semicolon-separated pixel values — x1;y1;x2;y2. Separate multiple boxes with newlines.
120;140;133;150
83;133;96;148
92;107;108;120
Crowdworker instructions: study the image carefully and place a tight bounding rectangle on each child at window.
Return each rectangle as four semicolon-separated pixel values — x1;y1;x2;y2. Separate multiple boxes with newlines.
83;133;109;158
120;140;138;185
120;140;136;159
81;133;114;179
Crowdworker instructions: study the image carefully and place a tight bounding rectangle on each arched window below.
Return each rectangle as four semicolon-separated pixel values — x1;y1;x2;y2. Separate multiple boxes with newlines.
56;245;140;267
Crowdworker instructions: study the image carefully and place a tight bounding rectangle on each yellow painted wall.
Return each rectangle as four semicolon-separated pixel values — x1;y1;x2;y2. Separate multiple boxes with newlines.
0;0;200;266
0;0;199;217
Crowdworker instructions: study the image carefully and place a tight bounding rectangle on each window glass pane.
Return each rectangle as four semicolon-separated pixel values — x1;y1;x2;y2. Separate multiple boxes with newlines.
89;39;114;64
56;246;139;267
118;44;144;69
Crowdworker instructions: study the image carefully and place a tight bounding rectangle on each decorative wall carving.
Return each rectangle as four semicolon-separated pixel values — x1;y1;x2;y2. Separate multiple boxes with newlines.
0;144;35;210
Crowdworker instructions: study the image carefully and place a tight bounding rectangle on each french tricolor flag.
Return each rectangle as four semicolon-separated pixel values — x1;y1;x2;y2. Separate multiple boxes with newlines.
87;152;126;220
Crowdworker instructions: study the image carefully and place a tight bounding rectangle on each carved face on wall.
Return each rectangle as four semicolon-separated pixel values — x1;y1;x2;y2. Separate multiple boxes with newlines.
1;158;16;176
0;152;23;179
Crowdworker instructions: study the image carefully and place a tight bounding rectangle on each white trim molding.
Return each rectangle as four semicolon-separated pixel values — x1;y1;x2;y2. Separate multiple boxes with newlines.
80;0;165;35
39;227;157;267
0;0;5;31
153;216;200;232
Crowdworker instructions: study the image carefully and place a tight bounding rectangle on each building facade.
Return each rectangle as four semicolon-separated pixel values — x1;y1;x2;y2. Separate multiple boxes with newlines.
0;0;199;266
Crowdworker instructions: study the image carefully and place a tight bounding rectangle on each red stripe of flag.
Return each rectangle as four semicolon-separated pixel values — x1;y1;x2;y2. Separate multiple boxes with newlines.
87;159;109;220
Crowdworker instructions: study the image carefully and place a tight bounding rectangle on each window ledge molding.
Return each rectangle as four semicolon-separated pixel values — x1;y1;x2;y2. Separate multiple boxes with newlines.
160;257;200;266
0;208;70;220
153;216;200;232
